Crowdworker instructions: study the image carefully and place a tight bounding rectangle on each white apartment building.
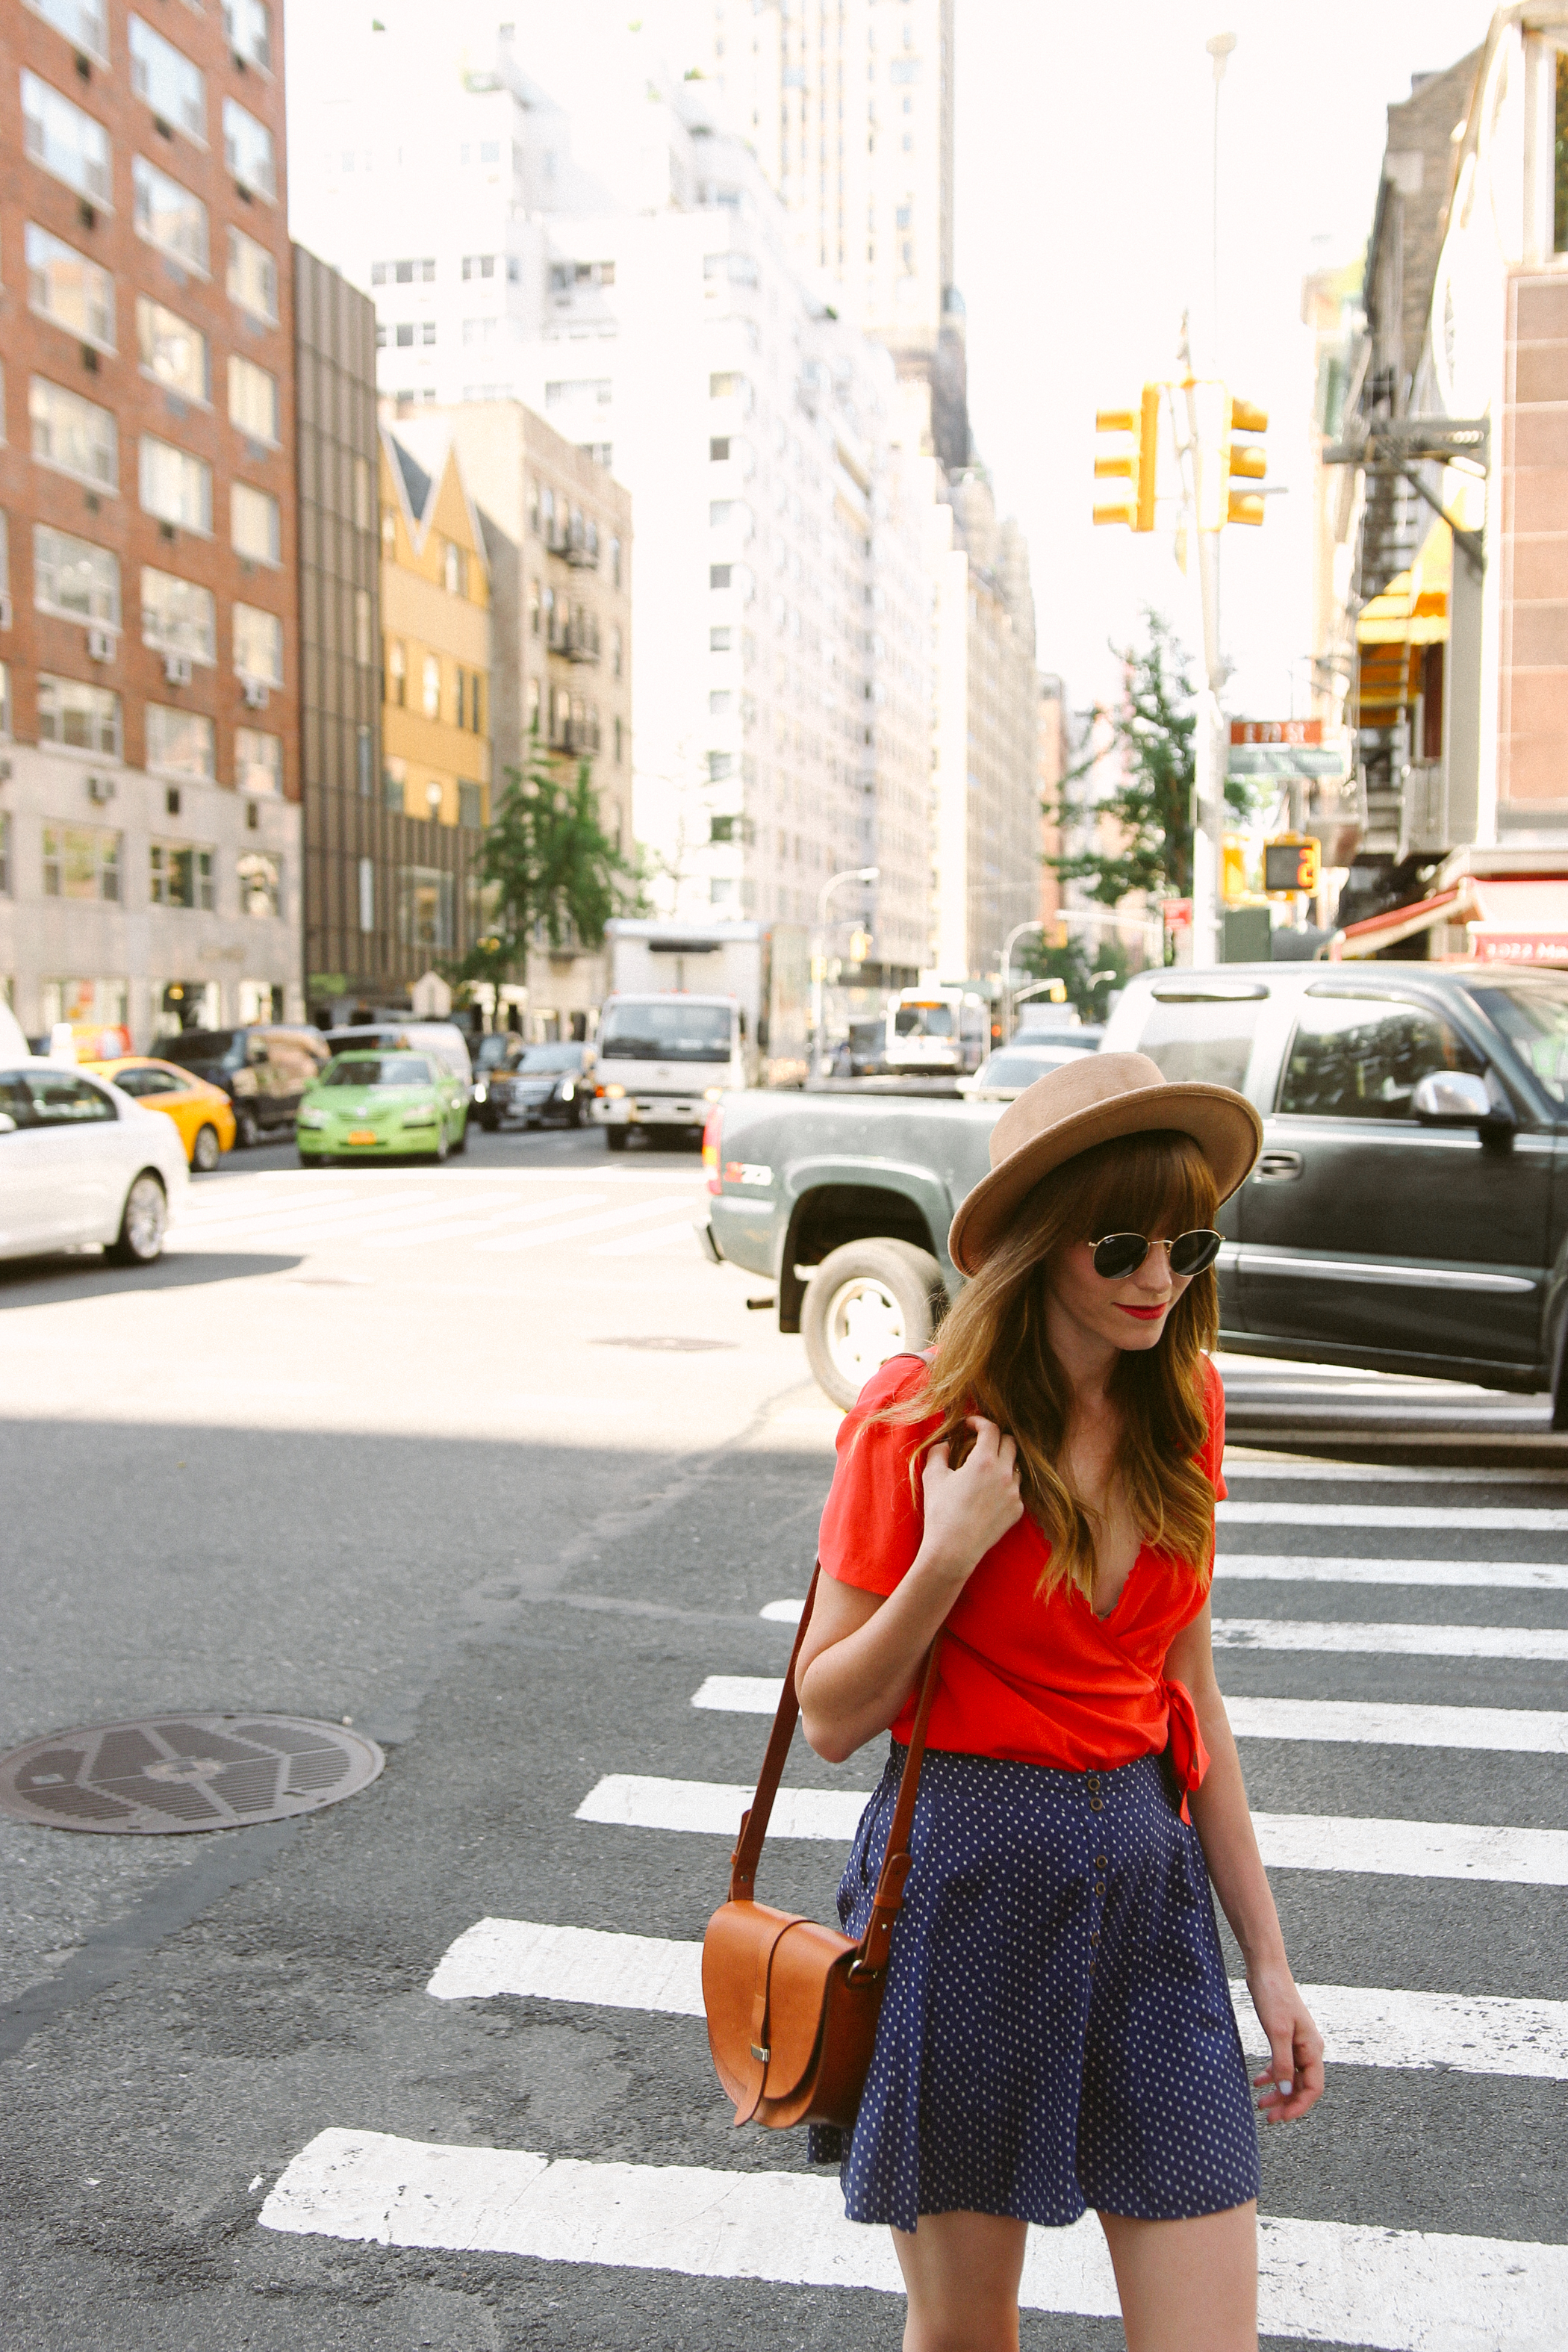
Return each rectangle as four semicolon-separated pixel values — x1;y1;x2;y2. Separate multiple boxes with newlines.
287;24;937;972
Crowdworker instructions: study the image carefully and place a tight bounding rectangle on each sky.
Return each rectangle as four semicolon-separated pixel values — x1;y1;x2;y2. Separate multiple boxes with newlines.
285;0;1498;721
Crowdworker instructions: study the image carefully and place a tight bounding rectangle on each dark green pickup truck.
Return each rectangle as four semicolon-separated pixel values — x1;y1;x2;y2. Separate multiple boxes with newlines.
698;961;1568;1412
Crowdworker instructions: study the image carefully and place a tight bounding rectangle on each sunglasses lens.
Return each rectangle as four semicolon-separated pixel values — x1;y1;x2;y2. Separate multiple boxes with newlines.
1092;1233;1148;1280
1169;1229;1223;1278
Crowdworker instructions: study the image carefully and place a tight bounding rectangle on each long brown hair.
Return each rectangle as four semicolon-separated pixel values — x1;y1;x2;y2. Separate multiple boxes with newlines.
877;1130;1220;1602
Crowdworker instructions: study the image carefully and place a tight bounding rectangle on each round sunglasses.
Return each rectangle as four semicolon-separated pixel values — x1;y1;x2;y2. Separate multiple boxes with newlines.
1088;1228;1224;1281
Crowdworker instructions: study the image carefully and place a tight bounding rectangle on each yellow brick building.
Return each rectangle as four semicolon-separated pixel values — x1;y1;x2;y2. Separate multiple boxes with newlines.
379;427;492;834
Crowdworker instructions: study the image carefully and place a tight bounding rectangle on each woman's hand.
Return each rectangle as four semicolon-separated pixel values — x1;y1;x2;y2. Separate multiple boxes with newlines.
1247;1959;1325;2125
918;1418;1024;1590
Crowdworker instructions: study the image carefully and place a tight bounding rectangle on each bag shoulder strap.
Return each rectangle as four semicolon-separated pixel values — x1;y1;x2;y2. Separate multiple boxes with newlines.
727;1556;945;1982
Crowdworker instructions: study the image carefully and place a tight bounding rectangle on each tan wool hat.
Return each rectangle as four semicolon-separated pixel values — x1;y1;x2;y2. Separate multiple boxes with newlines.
947;1051;1263;1277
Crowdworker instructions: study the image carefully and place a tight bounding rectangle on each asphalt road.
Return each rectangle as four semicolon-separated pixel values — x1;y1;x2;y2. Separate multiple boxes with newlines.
1;1123;1564;2350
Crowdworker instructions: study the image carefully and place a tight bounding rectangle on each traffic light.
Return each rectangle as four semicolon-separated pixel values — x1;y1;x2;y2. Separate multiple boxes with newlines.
1094;383;1160;532
1225;395;1267;526
1220;834;1250;906
1263;836;1319;895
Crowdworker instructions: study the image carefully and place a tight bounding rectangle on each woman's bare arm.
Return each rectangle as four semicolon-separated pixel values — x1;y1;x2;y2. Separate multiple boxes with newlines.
795;1418;1023;1763
1165;1602;1325;2124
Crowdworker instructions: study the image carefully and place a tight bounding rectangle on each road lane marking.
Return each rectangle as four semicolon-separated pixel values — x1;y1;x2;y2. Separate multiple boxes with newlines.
590;1219;710;1258
475;1198;697;1253
425;1917;1568;2081
1219;1501;1568;1530
1217;1555;1568;1590
755;1603;1568;1658
573;1775;1568;1885
759;1598;807;1621
260;2127;1568;2344
688;1679;1568;1753
1224;1460;1568;1486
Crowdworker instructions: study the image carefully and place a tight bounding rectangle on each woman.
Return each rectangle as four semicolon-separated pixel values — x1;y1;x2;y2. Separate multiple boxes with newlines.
795;1052;1325;2352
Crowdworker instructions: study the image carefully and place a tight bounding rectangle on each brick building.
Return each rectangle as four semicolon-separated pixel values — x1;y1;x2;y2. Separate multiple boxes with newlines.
0;0;299;1045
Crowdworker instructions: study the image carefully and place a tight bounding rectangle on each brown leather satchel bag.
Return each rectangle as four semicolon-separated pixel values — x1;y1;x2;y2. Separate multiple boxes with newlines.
701;1561;944;2130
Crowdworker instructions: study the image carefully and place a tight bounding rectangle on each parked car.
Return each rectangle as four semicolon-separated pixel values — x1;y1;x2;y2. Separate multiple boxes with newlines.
296;1051;469;1165
699;962;1568;1410
479;1042;595;1130
957;1044;1095;1101
156;1026;330;1148
0;1063;188;1266
81;1057;237;1171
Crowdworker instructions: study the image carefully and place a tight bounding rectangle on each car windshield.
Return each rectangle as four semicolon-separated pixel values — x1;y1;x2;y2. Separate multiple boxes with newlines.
158;1028;243;1071
895;1004;953;1037
322;1056;432;1087
1471;981;1568;1102
980;1052;1075;1087
476;1036;522;1071
518;1046;582;1071
597;1006;732;1061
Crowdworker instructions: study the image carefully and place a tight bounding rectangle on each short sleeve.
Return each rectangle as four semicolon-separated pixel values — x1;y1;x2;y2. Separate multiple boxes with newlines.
1201;1354;1228;1502
816;1357;936;1596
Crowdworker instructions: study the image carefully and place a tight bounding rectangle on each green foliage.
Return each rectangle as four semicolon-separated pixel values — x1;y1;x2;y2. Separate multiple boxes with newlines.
1046;609;1254;909
446;740;644;997
1015;930;1130;1022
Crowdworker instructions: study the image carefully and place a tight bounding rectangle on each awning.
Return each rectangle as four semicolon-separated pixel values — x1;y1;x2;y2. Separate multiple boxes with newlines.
1331;886;1465;959
1356;520;1452;648
1466;877;1568;965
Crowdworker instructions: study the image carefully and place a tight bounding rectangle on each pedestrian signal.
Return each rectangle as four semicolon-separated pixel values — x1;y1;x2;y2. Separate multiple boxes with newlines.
1093;385;1160;532
1264;837;1319;895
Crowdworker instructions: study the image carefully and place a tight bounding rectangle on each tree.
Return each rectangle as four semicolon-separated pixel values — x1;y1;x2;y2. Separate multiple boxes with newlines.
446;739;645;1002
1013;929;1130;1022
1046;609;1254;908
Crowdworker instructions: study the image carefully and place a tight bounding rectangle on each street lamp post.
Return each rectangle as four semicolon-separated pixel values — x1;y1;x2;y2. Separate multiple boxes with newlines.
999;919;1045;1042
812;866;879;1080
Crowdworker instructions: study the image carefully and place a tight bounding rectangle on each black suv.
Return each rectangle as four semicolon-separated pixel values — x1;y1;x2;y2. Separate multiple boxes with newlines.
158;1026;329;1147
1102;963;1568;1411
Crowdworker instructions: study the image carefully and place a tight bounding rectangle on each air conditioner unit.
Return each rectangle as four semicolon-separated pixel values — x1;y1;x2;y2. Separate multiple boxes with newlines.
0;594;11;629
87;773;116;805
240;676;270;709
87;625;115;662
163;651;193;688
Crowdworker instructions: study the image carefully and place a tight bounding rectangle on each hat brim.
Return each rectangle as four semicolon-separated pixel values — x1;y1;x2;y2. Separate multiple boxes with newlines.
947;1081;1263;1278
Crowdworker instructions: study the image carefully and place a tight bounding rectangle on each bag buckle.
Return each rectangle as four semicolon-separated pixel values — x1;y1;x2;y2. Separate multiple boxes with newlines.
750;2041;771;2063
846;1959;881;1985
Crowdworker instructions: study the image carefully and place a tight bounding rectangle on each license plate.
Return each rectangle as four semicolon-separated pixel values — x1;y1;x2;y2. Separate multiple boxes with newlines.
346;1129;378;1145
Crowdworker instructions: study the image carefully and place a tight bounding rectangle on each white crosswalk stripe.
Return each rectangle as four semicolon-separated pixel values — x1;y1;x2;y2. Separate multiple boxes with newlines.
689;1676;1568;1753
169;1171;703;1264
424;1917;1568;2080
1217;1555;1568;1590
261;2127;1568;2348
1219;1499;1568;1530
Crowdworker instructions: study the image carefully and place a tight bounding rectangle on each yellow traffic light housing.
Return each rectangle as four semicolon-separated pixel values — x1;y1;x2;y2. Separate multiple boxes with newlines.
1225;394;1267;526
1094;384;1160;532
1263;835;1319;896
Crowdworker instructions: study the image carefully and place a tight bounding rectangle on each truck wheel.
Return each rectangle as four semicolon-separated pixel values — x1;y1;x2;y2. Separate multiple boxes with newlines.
606;1127;629;1153
802;1239;946;1410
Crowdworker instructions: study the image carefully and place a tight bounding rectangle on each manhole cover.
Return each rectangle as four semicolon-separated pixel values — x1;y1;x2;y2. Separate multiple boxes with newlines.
591;1336;738;1353
0;1714;385;1835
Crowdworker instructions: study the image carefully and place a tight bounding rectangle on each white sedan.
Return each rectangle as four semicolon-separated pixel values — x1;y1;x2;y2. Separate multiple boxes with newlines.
0;1060;190;1266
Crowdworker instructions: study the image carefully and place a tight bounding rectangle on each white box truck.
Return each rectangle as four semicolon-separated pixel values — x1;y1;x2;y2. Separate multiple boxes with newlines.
590;921;809;1151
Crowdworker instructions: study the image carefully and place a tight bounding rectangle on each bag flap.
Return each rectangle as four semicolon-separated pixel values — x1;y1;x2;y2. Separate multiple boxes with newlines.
760;1917;856;2098
702;1900;794;2100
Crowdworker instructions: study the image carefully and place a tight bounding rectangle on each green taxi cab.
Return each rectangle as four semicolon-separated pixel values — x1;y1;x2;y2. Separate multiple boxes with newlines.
296;1051;468;1165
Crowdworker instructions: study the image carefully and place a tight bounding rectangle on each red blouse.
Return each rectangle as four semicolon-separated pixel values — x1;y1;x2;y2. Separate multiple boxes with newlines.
815;1354;1227;1814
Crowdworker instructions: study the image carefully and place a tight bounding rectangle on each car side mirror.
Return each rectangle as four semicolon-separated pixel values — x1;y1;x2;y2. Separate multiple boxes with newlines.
1412;1069;1513;1127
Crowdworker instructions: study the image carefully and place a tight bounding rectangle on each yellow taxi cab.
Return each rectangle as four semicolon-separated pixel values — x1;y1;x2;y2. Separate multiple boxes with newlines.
81;1057;237;1172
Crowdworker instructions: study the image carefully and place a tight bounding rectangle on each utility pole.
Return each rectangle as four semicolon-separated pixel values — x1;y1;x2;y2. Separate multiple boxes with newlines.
1193;29;1237;971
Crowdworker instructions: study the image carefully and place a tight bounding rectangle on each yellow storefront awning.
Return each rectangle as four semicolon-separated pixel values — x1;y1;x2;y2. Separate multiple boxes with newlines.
1356;520;1452;648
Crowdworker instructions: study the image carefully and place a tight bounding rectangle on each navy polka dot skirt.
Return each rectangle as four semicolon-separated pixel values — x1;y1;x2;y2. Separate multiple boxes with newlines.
809;1743;1261;2232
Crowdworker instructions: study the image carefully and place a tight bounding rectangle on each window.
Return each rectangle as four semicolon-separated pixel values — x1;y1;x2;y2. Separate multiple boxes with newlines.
228;353;278;442
612;623;623;677
710;564;732;589
527;576;540;635
237;850;279;916
145;703;214;780
141;566;215;662
421;653;440;718
458;782;482;830
1130;984;1268;1091
710;436;731;461
382;758;405;811
610;535;622;589
358;855;374;933
420;322;436;346
34;524;119;626
710;371;738;397
226;225;277;321
397;865;455;951
26;224;114;349
354;588;371;668
356;724;372;794
527;479;539;533
1277;992;1485;1120
136;296;209;400
709;689;733;715
132;155;209;274
526;676;540;732
710;626;731;652
237;724;281;794
394;323;414;349
233;602;282;685
386;637;405;706
23;0;108;61
463;254;495;280
614;714;623;765
149;841;215;909
231;481;280;564
128;17;205;140
0;809;8;896
544;378;612;408
140;435;211;530
31;377;116;488
462;317;496;350
223;97;276;198
443;541;468;596
42;821;120;897
708;751;734;782
223;0;272;72
0;657;8;738
21;72;111;207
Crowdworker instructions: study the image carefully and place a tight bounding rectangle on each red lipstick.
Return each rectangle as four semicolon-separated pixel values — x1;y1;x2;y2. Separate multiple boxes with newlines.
1116;1303;1167;1322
